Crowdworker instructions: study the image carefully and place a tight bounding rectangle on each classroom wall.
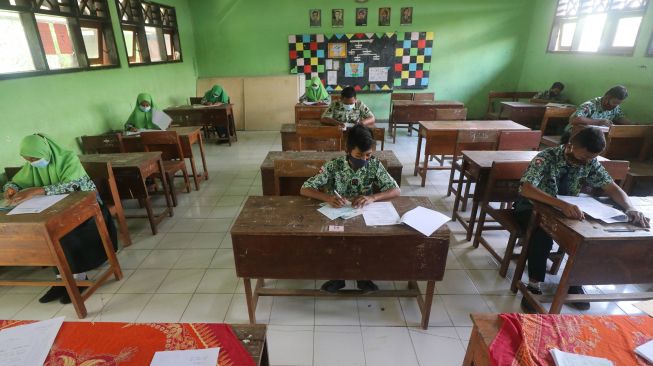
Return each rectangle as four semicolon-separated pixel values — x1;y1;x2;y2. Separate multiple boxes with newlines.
518;0;653;122
188;0;536;121
0;0;197;173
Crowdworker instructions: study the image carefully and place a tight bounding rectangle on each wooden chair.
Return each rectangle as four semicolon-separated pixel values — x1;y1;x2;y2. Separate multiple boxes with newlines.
602;125;653;160
417;130;459;187
413;92;435;101
140;131;191;207
430;108;469;166
82;161;131;247
273;159;324;196
81;133;126;154
296;125;343;151
371;127;385;151
485;91;538;120
189;97;203;105
497;130;542;151
472;161;531;277
210;107;238;146
539;106;576;147
390;93;414;101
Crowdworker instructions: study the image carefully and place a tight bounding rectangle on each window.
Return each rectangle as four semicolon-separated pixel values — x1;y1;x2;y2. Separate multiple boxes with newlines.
649;32;653;55
115;0;182;65
0;0;119;78
548;0;649;55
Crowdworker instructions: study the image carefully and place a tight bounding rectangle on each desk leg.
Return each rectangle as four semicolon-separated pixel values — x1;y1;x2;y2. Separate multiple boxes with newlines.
51;237;87;318
414;132;423;176
462;326;486;366
198;133;209;180
451;160;466;218
157;158;174;215
244;278;257;324
511;212;539;293
549;253;575;314
189;156;200;191
93;205;123;281
420;281;435;330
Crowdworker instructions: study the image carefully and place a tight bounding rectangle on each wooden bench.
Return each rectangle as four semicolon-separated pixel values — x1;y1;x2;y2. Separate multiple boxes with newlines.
603;125;653;196
485;91;537;120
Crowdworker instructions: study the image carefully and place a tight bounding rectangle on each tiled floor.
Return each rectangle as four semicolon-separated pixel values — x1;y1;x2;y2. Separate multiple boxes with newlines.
0;126;649;366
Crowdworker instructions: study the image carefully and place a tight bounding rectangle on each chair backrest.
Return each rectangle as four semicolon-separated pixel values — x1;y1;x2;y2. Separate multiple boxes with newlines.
497;130;543;151
81;133;125;154
599;159;629;184
486;91;538;115
482;161;531;203
140;131;185;161
603;125;653;160
295;105;328;122
371;127;385;150
296;125;343;151
391;93;414;101
455;130;500;155
539;106;576;135
392;105;437;122
273;159;325;195
81;161;121;207
424;130;459;156
330;94;341;102
4;167;21;181
189;97;203;105
434;107;467;121
413;92;435;101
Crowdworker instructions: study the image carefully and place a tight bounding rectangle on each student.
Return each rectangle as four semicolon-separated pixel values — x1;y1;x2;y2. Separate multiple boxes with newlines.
124;93;160;132
202;84;230;105
513;127;649;312
299;76;330;104
561;85;631;143
3;134;118;304
321;86;375;127
300;125;400;293
531;82;566;103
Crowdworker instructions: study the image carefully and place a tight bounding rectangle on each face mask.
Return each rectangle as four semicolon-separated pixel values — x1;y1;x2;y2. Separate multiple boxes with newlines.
30;158;49;168
343;103;355;111
348;155;368;170
213;93;220;98
311;85;319;90
139;105;151;112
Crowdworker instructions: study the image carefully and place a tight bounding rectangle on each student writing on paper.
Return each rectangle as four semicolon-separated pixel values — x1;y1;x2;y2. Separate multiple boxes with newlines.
201;84;230;106
530;81;567;103
321;86;375;127
124;93;161;132
300;125;400;293
2;134;118;305
513;128;649;313
299;76;331;104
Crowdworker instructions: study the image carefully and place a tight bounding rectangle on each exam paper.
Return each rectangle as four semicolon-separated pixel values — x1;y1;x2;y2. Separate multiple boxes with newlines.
633;299;653;317
318;203;361;220
550;348;614;366
150;348;220;366
152;109;172;130
362;202;401;226
302;101;318;105
557;195;628;223
635;339;653;364
0;316;65;366
400;206;450;237
7;194;68;215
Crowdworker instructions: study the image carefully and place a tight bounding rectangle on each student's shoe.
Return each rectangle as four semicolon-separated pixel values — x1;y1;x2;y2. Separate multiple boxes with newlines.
356;280;379;293
38;286;67;303
59;287;89;304
320;280;346;293
567;285;590;311
520;284;542;314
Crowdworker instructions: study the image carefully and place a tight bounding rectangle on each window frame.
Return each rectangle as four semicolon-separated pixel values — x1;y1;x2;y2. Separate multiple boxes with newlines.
0;0;120;80
646;29;653;56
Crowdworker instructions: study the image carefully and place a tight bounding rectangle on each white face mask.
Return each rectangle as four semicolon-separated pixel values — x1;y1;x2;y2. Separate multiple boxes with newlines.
311;85;319;90
343;103;355;111
30;158;49;168
139;105;151;112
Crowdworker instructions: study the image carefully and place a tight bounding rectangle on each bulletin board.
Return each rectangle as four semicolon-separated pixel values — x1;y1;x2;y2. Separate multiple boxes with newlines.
288;32;433;93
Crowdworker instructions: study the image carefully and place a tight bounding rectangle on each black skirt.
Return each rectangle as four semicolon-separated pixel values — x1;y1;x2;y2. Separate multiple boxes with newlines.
59;203;118;274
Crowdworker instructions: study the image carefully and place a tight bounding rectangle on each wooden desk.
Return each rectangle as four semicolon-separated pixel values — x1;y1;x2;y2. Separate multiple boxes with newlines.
512;200;653;314
463;313;501;366
498;101;546;129
259;150;403;195
231;196;450;329
79;152;174;235
164;103;237;145
294;103;328;122
389;100;465;143
0;192;122;318
281;121;386;151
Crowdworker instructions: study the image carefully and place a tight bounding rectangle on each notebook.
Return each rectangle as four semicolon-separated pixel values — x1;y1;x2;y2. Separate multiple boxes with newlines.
635;339;653;364
550;348;614;366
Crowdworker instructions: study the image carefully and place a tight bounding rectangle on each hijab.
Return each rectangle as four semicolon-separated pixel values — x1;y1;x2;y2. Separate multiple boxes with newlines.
203;85;229;104
305;76;329;102
11;134;88;188
125;93;159;130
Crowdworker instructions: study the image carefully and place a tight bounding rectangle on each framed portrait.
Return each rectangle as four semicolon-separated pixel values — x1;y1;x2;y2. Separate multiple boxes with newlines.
355;8;367;26
400;7;413;25
332;8;344;28
309;9;321;27
328;42;347;58
378;7;391;26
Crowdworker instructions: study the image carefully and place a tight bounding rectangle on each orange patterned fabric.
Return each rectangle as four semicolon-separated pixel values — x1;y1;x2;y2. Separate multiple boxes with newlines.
0;320;256;366
489;314;653;366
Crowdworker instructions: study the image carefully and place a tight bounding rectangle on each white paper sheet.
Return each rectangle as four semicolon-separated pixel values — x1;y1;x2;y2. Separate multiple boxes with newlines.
318;203;361;220
0;316;65;366
302;101;319;105
633;299;653;317
550;348;613;366
152;109;172;130
362;202;401;226
635;339;653;364
326;59;333;70
368;67;389;82
150;348;220;366
7;194;68;215
333;61;340;70
557;195;628;223
327;71;338;85
400;206;450;237
546;102;576;108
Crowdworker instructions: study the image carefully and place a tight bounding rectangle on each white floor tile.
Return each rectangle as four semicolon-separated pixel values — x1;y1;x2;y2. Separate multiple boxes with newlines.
467;269;514;295
209;249;235;268
190;233;226;249
225;294;273;324
139;250;183;269
156;233;194;249
315;298;359;326
441;295;492;326
268;325;314;366
196;269;239;293
399;295;452;327
198;218;233;233
270;296;315;326
0;293;37;318
174;249;216;269
181;293;233;323
357;297;406;326
157;269;205;293
136;293;191;322
436;270;479;295
116;249;151;269
117;269;169;294
361;326;419;366
409;327;466;366
94;293;153;322
55;293;114;321
314;326;365;366
12;295;64;320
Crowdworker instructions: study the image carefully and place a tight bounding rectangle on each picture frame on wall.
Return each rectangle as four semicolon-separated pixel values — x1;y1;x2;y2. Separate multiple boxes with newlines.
332;9;344;27
378;7;391;26
356;8;367;26
309;9;321;27
400;7;413;25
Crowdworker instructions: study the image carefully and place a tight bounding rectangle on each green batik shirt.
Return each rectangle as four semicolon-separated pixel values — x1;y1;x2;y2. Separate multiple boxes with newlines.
514;146;613;212
3;175;97;196
565;97;625;133
321;100;374;124
302;156;398;197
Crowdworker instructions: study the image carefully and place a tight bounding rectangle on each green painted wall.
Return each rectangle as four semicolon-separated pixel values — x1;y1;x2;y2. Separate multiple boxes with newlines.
518;0;653;122
0;0;197;174
188;0;536;121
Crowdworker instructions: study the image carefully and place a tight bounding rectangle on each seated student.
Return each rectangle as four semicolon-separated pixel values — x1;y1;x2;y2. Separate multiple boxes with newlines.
201;84;230;106
124;93;160;132
321;86;375;127
561;85;631;143
299;76;330;104
531;82;566;103
300;125;400;293
513;127;649;312
3;134;118;304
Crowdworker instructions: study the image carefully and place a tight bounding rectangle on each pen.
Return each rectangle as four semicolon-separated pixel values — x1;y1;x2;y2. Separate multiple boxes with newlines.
604;228;649;232
334;190;343;200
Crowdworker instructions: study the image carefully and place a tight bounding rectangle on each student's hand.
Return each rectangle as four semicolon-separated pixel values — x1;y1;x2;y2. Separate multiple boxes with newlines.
598;119;613;127
3;188;16;200
128;127;138;132
352;195;375;208
560;202;584;220
626;209;650;228
8;187;44;206
327;195;348;208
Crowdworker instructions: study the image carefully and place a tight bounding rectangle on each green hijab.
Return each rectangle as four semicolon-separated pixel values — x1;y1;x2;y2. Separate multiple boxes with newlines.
203;85;229;104
125;93;159;130
305;76;329;102
11;134;88;188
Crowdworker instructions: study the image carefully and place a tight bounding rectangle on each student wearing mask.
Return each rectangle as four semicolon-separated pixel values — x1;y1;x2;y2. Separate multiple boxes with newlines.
531;82;567;103
300;125;400;293
124;93;160;132
3;134;118;304
299;76;330;104
201;84;230;106
321;86;375;127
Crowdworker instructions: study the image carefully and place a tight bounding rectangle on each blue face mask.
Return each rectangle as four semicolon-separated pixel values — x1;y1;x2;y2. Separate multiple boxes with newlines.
30;158;49;168
343;103;355;111
139;105;151;112
348;155;368;170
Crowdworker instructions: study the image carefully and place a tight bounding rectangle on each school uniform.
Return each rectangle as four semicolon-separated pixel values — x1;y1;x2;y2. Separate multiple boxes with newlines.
561;97;625;143
321;100;374;124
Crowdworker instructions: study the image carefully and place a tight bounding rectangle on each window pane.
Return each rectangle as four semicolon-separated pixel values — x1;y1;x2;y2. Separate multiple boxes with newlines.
123;29;134;57
164;32;172;56
612;16;642;47
0;10;35;73
35;14;79;69
81;27;99;59
145;26;163;62
578;13;607;52
560;22;576;47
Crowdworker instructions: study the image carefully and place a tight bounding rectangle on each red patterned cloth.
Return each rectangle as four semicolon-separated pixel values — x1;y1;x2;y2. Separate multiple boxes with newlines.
489;313;653;366
0;320;256;366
